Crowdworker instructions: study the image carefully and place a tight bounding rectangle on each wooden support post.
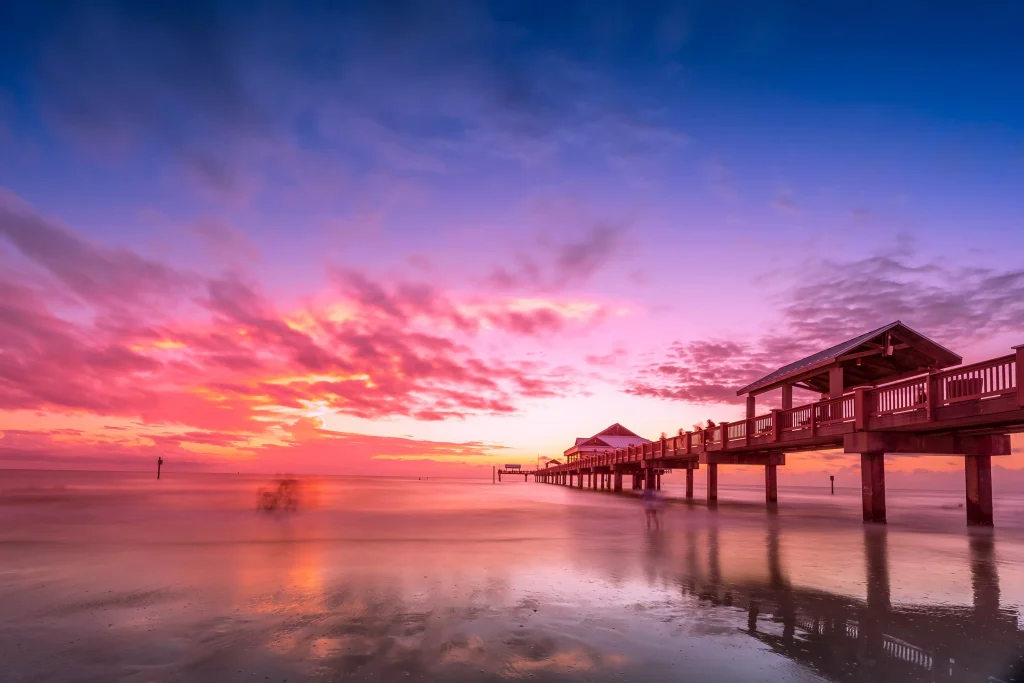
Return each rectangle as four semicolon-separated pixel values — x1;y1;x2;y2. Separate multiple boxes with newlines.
656;472;661;490
1015;345;1024;408
685;465;694;499
854;388;868;431
925;370;936;421
860;452;886;523
965;455;994;526
707;463;718;502
781;385;793;410
614;472;622;492
720;421;729;450
157;457;163;480
645;468;656;490
771;409;782;442
829;366;844;399
765;464;778;504
746;395;756;419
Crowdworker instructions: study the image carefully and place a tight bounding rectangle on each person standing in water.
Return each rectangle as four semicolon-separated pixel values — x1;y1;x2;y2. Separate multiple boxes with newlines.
642;486;661;530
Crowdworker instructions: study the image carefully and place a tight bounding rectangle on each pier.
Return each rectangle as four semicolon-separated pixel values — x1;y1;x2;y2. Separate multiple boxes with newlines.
522;323;1024;527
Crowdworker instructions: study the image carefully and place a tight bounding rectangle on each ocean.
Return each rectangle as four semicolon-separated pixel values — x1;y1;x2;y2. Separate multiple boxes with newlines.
1;469;1022;682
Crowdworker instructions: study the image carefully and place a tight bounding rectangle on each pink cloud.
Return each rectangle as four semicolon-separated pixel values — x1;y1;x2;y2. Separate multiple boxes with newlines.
0;193;618;471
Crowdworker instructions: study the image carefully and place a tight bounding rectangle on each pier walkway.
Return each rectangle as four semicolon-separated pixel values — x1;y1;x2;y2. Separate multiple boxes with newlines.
526;323;1024;526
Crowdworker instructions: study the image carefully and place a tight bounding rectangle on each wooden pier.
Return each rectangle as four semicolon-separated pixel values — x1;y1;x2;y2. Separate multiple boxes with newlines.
515;323;1024;527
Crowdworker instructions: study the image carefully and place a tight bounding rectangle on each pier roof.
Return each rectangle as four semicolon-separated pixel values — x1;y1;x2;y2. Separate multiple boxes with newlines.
564;423;650;457
736;321;961;397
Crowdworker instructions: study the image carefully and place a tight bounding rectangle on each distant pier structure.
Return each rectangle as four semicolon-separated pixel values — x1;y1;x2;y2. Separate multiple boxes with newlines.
522;322;1023;527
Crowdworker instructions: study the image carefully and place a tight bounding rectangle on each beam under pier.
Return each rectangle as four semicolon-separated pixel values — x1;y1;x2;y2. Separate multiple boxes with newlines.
685;466;694;499
765;464;778;504
707;463;718;502
965;455;993;526
861;452;886;523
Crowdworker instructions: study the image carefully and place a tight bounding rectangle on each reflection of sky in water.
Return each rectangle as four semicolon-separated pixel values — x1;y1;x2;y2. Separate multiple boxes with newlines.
1;471;1022;682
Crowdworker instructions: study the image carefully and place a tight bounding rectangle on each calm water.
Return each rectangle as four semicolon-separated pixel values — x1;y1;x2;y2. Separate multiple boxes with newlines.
1;470;1023;683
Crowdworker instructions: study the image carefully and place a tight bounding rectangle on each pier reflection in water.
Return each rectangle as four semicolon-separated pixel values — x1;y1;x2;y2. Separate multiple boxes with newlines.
657;522;1021;682
2;473;1024;682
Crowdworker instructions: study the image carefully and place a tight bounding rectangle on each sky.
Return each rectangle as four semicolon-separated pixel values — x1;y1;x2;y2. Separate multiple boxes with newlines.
0;1;1023;484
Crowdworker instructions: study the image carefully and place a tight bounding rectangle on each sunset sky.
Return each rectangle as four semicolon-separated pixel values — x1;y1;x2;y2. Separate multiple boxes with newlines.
1;2;1022;483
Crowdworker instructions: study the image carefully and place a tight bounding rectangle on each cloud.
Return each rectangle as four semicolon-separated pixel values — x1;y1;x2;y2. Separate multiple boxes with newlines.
0;421;506;475
484;221;629;292
0;195;588;439
183;218;261;262
627;249;1024;406
0;191;190;309
11;2;691;204
553;223;625;283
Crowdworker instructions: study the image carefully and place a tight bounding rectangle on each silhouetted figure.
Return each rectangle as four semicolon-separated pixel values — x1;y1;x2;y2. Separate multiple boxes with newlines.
642;487;662;530
257;478;301;512
157;457;163;480
706;419;717;429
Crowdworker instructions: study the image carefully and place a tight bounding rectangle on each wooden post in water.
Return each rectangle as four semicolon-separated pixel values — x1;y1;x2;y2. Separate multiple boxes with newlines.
860;452;886;523
765;464;778;504
965;455;994;526
830;475;834;495
157;457;163;480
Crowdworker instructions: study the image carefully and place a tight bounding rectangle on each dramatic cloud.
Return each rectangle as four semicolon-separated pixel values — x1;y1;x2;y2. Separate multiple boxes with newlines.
627;251;1024;405
0;194;599;465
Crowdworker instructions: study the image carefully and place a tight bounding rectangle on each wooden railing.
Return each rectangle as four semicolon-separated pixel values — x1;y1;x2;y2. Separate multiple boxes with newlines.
726;422;746;441
780;405;813;432
815;395;855;424
752;413;773;436
870;376;927;417
932;354;1016;406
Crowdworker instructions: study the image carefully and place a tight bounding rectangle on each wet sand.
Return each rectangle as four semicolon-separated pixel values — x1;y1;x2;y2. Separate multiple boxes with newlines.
1;470;1023;682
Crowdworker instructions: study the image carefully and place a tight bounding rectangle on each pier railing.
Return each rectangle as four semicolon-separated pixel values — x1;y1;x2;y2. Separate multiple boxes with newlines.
545;350;1020;473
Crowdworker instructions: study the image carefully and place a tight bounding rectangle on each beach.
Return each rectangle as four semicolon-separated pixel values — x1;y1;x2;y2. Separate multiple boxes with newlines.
1;470;1023;682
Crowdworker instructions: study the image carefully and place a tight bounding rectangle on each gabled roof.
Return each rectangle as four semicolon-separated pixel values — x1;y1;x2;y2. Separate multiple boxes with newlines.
564;423;651;456
594;423;643;438
736;321;961;396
